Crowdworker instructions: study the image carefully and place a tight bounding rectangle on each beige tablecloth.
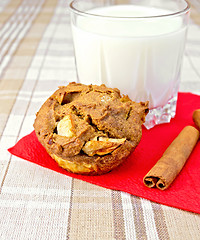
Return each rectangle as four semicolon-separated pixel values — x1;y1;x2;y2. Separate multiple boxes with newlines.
0;0;200;239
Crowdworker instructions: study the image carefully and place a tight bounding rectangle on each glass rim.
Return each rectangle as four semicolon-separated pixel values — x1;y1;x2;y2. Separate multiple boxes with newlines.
69;0;190;19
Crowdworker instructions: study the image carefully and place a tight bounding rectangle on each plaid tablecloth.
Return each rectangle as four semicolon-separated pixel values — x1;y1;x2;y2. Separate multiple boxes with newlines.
1;0;200;239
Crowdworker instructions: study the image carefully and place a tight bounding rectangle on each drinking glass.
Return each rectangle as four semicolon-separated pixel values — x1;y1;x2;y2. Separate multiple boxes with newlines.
69;0;190;129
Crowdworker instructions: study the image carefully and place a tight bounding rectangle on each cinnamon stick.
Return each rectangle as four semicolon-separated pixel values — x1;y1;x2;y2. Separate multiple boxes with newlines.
193;109;200;130
143;126;199;190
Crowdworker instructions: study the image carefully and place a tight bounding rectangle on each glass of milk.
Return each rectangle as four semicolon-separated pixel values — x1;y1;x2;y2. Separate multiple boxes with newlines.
69;0;190;129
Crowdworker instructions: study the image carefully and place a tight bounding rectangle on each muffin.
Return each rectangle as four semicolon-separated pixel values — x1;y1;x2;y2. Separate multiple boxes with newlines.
34;82;148;175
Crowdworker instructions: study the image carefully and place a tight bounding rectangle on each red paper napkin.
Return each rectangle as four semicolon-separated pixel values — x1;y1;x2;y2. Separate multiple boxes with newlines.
8;92;200;214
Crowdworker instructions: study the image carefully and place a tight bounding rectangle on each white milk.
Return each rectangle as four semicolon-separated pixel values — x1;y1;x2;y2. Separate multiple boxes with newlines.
71;5;187;109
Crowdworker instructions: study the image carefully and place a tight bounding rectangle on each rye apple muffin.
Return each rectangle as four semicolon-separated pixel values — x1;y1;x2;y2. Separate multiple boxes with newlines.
34;82;148;175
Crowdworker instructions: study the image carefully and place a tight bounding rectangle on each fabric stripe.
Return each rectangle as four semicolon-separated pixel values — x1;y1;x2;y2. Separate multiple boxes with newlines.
0;0;59;203
0;0;23;27
0;0;58;135
0;135;16;189
0;159;72;240
0;199;71;209
0;0;29;40
66;178;74;240
162;206;200;240
0;0;11;14
121;192;136;240
111;190;126;240
0;0;44;77
67;179;115;239
151;202;170;240
131;196;147;240
141;198;160;240
1;186;71;196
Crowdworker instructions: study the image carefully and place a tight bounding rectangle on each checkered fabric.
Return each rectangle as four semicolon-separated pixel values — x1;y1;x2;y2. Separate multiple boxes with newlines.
0;0;200;239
